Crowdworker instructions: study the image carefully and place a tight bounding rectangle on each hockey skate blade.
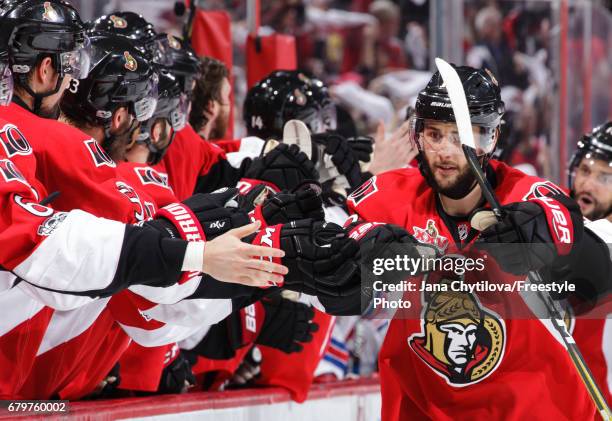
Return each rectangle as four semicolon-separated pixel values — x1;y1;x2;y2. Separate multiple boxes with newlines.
470;210;498;231
283;119;312;160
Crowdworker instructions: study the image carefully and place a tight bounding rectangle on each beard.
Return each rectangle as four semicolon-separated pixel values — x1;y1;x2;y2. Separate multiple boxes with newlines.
209;109;229;140
103;120;138;162
37;102;61;120
429;161;478;200
571;190;612;220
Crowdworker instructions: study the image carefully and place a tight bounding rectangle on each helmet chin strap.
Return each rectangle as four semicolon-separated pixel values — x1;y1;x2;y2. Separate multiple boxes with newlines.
102;117;140;158
15;56;64;117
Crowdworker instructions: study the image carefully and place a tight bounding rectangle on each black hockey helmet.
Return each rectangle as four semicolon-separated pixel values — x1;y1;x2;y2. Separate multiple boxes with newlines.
60;32;158;129
132;68;186;165
410;64;505;197
86;11;155;45
244;70;335;140
568;121;612;187
88;13;199;96
0;0;90;112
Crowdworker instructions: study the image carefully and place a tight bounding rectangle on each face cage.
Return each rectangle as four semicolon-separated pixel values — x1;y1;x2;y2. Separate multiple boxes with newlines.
409;116;498;157
0;64;14;106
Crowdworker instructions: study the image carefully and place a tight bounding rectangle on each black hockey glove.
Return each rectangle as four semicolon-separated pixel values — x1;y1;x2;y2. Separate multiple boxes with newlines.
147;188;250;241
243;143;319;191
312;132;362;189
238;182;325;225
258;183;325;225
475;197;582;275
250;219;360;297
347;136;374;163
158;351;196;394
255;294;319;353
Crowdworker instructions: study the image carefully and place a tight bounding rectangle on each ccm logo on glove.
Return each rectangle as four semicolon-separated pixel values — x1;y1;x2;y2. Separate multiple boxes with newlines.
253;226;283;287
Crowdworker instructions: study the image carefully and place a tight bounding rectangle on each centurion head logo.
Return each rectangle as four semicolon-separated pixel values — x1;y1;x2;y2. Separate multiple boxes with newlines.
408;290;506;386
110;15;128;29
124;51;137;72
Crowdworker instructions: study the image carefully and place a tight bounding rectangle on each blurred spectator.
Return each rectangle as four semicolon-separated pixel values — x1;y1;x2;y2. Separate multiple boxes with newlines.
358;0;407;80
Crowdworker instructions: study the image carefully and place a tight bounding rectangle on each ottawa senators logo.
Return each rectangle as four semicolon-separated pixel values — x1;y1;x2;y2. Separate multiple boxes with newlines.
409;290;506;386
135;167;170;189
0;159;26;183
413;219;449;253
84;139;115;168
42;1;59;22
0;124;32;157
347;176;378;207
109;15;128;29
522;181;565;201
124;51;137;72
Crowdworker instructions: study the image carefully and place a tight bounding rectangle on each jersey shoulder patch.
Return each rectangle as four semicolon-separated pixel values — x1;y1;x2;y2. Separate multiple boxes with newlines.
84;139;116;168
0;123;32;158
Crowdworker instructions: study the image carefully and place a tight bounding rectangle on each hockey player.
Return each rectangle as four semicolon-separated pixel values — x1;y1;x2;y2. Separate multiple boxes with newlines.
570;122;612;222
346;65;610;420
0;41;287;399
566;122;612;404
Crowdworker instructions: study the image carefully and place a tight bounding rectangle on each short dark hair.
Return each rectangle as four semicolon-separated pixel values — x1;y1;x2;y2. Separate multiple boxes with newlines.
189;56;229;133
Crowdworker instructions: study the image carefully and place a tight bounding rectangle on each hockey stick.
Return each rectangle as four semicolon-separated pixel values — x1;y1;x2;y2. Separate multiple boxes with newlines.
434;57;612;420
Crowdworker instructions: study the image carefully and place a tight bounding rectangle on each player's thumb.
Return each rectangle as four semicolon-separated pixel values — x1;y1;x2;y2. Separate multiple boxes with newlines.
230;220;261;238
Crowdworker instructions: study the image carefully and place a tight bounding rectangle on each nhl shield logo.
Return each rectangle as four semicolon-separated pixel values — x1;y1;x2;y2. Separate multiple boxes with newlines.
409;289;506;386
42;1;59;22
110;15;128;29
413;219;449;252
124;51;138;72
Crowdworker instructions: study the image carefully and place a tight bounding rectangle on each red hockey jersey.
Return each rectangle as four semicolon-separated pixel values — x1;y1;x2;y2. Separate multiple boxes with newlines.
347;161;597;420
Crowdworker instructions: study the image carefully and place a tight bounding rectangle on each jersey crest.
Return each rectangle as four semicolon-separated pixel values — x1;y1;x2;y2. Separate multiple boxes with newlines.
408;288;506;387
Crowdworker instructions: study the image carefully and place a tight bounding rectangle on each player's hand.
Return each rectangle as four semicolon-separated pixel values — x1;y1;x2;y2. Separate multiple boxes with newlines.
258;182;325;225
256;294;319;353
203;221;288;287
312;132;362;189
244;143;319;191
368;120;416;175
474;200;580;275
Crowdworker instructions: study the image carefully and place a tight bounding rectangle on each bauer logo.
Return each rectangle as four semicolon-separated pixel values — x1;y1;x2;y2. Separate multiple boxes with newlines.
0;124;32;157
347;176;378;207
408;289;506;387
